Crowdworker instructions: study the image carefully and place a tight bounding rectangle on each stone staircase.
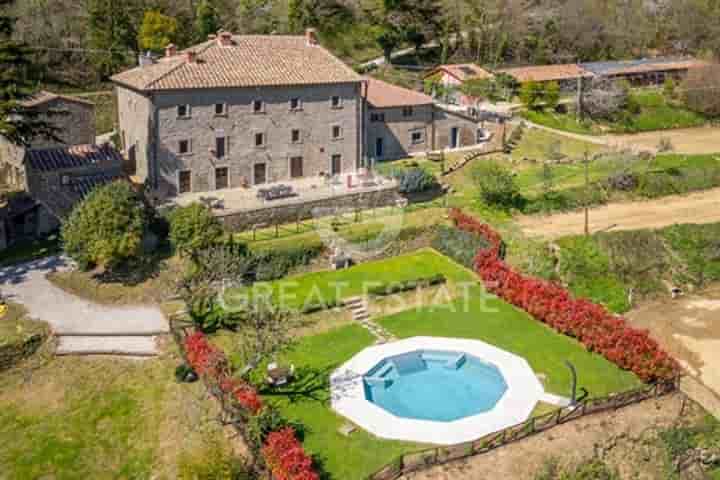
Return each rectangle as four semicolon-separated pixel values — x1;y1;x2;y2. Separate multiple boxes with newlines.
342;296;395;344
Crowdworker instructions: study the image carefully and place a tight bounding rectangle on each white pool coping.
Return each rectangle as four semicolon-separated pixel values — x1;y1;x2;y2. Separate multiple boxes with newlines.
330;336;548;445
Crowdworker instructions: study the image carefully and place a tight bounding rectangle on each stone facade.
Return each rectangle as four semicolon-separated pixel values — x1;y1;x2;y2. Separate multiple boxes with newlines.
364;104;485;161
432;107;485;150
29;97;95;148
365;104;434;160
117;82;363;199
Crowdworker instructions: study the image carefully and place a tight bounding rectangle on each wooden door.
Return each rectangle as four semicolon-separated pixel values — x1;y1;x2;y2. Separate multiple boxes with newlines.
254;163;267;185
290;156;303;178
215;167;228;189
331;154;342;175
179;170;191;194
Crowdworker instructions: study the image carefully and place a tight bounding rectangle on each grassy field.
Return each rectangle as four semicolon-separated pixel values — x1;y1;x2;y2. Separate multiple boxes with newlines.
0;347;243;479
0;302;48;351
522;90;708;135
224;248;476;311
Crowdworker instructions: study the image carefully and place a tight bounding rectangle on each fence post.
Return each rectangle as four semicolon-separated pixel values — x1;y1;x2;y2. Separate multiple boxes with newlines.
253;226;257;241
275;223;279;238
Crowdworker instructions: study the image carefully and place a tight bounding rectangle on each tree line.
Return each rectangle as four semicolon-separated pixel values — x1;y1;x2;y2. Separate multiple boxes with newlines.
6;0;720;88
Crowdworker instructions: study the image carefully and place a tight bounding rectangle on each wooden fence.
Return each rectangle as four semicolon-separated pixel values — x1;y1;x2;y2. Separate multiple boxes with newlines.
367;377;680;480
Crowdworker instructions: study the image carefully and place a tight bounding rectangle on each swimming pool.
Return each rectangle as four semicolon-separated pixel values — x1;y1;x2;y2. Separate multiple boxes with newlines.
363;350;508;422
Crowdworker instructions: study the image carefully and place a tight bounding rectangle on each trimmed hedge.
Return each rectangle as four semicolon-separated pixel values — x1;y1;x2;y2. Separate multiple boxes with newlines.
448;209;679;383
432;225;492;268
367;274;446;297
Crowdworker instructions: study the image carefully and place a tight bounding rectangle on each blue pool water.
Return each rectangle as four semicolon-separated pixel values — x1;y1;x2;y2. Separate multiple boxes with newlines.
363;350;508;422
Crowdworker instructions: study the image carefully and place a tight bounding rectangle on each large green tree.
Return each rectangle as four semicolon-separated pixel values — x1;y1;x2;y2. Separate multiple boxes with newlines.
195;0;220;41
0;0;58;146
138;10;178;53
86;0;140;79
62;181;150;271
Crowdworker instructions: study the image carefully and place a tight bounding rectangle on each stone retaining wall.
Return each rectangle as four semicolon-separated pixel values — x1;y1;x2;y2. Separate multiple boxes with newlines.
217;184;401;231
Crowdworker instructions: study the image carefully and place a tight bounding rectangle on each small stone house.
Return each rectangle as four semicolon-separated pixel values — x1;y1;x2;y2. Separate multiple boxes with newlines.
0;92;123;248
111;30;364;200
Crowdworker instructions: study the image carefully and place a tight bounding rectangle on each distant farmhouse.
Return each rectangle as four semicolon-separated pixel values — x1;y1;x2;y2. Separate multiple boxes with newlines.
423;64;494;106
111;31;497;200
429;57;710;103
0;92;123;249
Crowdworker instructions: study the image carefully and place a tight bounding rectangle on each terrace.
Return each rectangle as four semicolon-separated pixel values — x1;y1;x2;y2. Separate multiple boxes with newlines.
171;171;399;216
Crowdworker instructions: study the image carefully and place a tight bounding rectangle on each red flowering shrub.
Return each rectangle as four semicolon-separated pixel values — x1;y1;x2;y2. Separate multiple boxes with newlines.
262;427;319;480
184;331;228;378
449;209;680;383
184;331;318;478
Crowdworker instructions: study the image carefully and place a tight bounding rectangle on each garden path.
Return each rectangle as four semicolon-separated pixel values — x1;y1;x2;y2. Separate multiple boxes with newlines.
0;256;168;355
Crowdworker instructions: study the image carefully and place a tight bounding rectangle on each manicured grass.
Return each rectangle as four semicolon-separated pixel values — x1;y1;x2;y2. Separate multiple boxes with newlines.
510;128;604;162
377;285;641;397
0;350;237;479
267;324;421;480
0;234;61;267
224;248;476;311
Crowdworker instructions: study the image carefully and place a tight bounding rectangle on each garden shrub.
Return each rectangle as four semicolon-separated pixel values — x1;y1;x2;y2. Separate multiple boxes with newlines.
246;406;297;452
367;274;446;297
62;181;150;271
473;161;524;210
391;167;438;194
174;363;198;383
432;225;491;268
448;209;679;383
189;298;243;332
168;203;225;256
262;427;319;480
606;172;639;192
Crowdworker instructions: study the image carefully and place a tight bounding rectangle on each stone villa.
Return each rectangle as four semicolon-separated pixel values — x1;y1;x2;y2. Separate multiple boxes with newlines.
111;30;494;200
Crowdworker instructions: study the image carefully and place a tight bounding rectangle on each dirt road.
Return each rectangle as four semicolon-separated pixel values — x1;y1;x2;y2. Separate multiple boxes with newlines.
517;187;720;239
607;126;720;155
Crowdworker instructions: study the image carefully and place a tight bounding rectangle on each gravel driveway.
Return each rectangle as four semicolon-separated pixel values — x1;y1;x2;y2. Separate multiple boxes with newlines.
0;256;168;335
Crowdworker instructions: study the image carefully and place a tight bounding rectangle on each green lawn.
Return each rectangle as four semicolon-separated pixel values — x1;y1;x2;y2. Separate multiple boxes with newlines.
0;351;240;479
378;286;641;397
249;251;641;480
224;248;476;311
522;90;708;135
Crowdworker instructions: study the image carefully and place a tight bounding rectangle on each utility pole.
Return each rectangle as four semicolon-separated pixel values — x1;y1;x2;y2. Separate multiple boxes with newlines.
583;150;590;237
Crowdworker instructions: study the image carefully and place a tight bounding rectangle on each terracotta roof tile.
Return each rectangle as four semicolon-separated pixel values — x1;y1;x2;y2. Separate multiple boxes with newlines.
21;91;95;108
426;64;494;82
111;35;362;91
497;64;593;83
363;77;433;108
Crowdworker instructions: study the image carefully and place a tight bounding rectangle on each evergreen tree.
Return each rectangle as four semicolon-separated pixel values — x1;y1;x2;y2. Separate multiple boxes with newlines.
87;0;139;79
0;0;57;146
195;0;220;41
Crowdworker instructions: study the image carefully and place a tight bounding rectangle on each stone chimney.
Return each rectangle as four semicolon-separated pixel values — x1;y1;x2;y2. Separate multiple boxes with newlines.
305;28;318;46
138;51;156;67
165;43;177;57
218;30;233;47
185;50;197;63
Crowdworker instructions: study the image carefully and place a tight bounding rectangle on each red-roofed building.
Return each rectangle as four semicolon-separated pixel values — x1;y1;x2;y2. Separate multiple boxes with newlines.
423;64;495;106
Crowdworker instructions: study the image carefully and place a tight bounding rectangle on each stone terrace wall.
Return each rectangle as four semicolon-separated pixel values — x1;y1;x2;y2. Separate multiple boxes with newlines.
217;184;401;231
